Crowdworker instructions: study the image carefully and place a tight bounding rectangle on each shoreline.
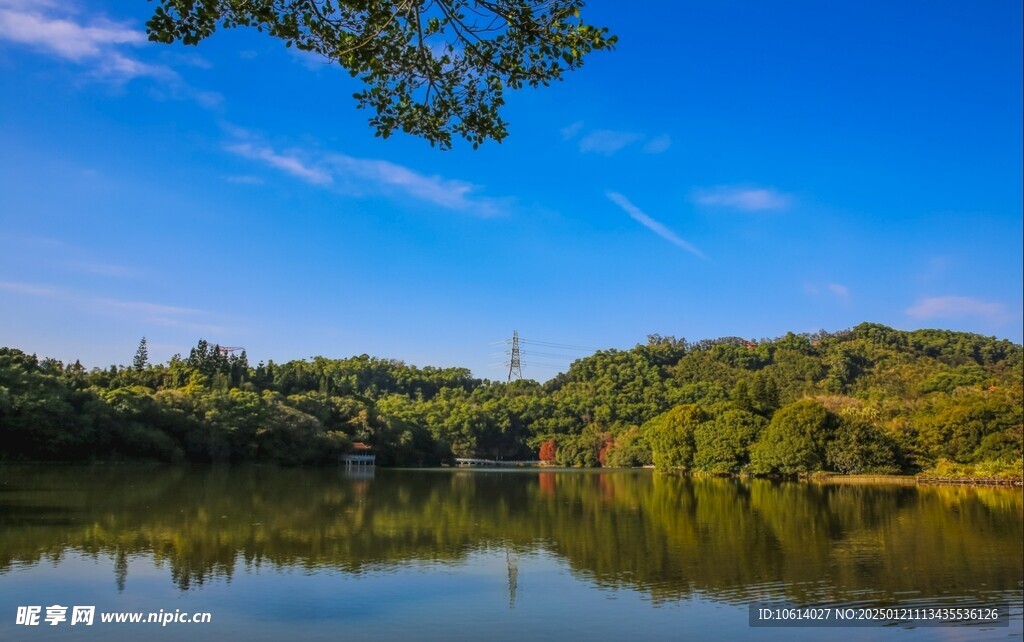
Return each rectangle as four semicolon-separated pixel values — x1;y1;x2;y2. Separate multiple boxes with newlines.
810;473;1022;487
4;461;1021;487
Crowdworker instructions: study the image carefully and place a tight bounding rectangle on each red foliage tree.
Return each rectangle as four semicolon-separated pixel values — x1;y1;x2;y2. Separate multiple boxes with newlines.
597;434;615;467
538;438;557;464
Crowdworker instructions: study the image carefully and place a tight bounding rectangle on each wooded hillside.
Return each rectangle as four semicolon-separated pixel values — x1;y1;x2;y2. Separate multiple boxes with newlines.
2;324;1020;476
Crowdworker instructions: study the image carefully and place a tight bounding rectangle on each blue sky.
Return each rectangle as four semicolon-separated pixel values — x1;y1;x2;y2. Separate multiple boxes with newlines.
1;0;1021;380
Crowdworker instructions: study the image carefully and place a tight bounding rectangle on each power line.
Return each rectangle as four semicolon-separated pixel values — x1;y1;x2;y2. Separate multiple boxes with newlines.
518;349;583;359
491;333;598;379
492;338;596;351
497;349;581;359
518;339;597;351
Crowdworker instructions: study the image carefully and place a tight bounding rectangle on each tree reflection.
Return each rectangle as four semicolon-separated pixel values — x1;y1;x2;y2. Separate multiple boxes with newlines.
0;466;1019;606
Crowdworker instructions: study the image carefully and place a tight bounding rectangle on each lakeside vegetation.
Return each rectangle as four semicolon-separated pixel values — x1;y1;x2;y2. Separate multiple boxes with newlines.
1;323;1020;478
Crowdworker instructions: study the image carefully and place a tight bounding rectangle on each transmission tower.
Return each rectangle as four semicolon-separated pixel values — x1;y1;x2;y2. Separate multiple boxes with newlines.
507;330;523;382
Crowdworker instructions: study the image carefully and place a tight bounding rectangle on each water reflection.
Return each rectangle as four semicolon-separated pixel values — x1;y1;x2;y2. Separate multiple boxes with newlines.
0;465;1020;609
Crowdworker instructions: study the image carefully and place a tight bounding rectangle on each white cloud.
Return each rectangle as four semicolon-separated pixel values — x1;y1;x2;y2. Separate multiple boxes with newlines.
906;296;1010;324
805;282;851;305
642;134;672;154
96;298;203;318
692;186;793;212
63;259;139;278
0;8;143;60
327;153;506;216
606;192;706;259
579;130;643;155
0;5;171;84
288;46;330;72
219;122;255;141
168;52;213;69
561;121;584;140
225;134;509;216
190;89;224;109
0;1;67;10
0;3;220;95
226;143;333;186
567;124;673;156
0;279;57;297
0;278;232;334
98;50;176;82
827;283;850;301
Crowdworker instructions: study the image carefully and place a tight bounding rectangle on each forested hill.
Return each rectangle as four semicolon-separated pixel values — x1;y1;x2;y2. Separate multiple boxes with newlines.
1;324;1021;476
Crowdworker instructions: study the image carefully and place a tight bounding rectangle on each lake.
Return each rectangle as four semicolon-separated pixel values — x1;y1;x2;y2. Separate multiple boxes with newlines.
0;466;1020;640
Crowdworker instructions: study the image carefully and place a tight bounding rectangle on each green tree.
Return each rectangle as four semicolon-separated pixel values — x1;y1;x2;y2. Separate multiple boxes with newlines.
602;426;652;467
547;348;671;431
147;0;616;148
825;414;901;474
133;337;149;371
644;404;707;471
554;432;600;467
0;349;92;460
98;386;185;462
749;400;836;475
693;407;766;474
913;385;1023;464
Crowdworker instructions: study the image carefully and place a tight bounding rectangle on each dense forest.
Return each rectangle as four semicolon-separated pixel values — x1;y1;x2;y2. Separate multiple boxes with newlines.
1;323;1021;477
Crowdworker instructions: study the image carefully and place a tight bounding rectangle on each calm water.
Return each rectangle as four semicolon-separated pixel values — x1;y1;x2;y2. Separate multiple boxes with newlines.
0;466;1021;641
